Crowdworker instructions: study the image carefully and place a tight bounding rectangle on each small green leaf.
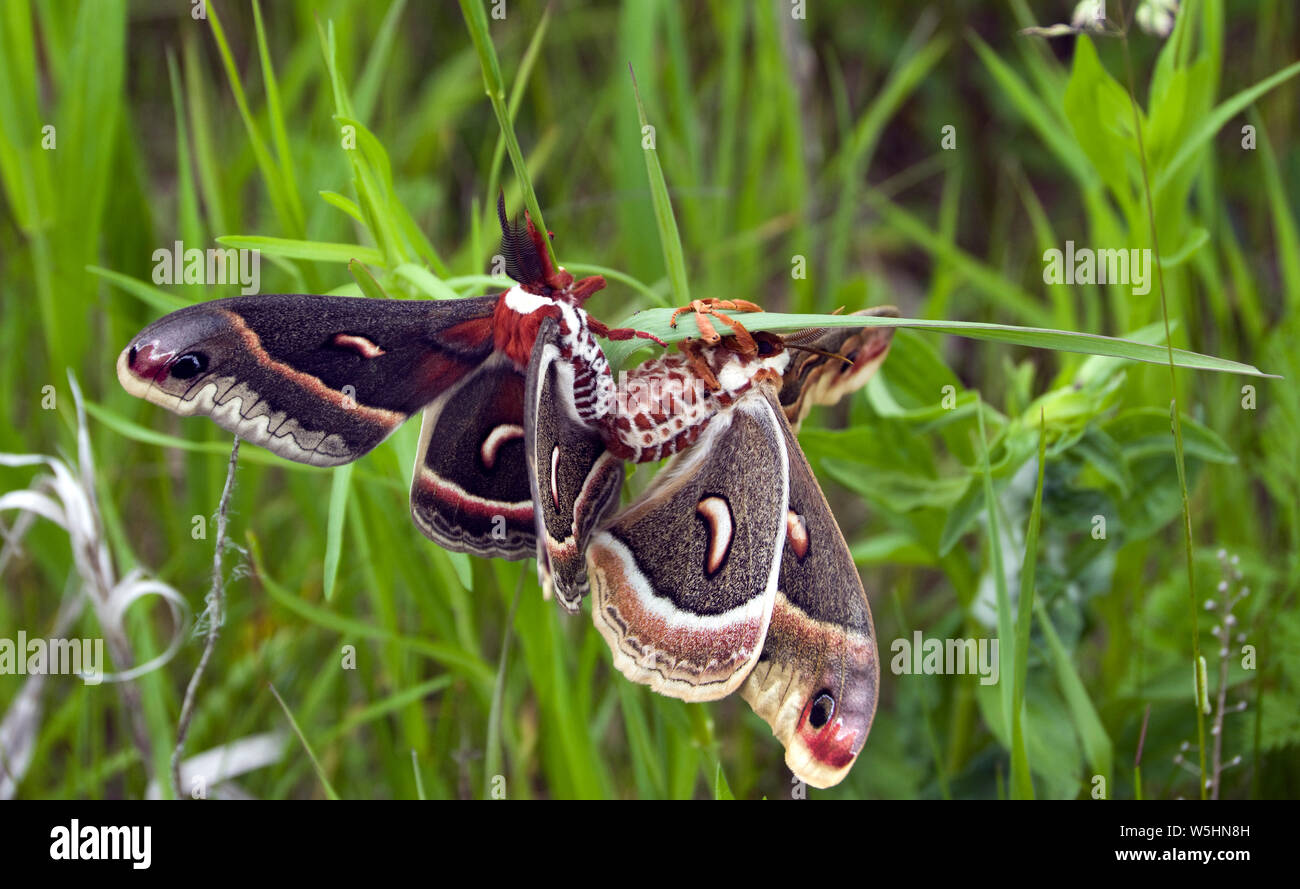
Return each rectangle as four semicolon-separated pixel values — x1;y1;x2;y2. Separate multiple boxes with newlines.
319;190;365;225
628;64;691;306
713;761;736;800
216;235;383;265
348;259;389;301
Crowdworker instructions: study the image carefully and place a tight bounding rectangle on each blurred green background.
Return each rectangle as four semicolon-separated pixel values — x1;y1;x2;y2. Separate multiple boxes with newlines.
1;0;1297;799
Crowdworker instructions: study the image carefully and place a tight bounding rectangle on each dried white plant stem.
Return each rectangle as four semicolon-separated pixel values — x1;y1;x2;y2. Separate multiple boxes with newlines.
172;436;240;799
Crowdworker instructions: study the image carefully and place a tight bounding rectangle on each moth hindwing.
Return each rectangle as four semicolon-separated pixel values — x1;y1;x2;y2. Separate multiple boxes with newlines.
409;351;538;559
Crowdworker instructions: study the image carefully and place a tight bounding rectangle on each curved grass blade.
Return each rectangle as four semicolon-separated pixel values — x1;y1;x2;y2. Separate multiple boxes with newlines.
603;308;1277;378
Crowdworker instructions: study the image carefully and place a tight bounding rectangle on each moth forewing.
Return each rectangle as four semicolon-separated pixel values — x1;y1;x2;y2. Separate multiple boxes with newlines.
587;393;790;702
117;205;635;565
116;294;496;466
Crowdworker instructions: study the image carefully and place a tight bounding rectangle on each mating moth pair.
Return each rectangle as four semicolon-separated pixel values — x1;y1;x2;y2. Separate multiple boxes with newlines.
117;204;896;788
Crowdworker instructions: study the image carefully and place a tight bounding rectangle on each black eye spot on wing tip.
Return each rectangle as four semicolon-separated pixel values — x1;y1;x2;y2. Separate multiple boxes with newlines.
809;691;835;729
128;345;138;365
170;352;208;380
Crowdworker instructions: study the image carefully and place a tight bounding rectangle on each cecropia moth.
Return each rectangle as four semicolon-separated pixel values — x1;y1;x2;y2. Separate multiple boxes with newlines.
117;197;659;560
580;308;897;788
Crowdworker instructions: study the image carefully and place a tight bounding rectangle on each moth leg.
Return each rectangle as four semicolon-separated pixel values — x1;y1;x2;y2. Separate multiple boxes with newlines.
669;297;763;325
669;300;720;342
679;338;721;391
588;316;668;347
669;298;763;353
709;310;760;357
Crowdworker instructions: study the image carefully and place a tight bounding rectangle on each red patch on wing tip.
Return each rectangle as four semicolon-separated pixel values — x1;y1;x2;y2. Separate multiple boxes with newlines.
798;706;860;770
126;343;172;382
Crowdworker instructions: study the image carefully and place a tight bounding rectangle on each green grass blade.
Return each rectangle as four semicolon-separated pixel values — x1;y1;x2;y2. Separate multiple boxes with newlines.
395;263;461;300
322;463;352;602
484;3;550;230
975;399;1016;749
484;570;524;799
458;0;557;271
88;265;191;313
411;749;427;800
1010;412;1048;800
216;235;383;265
348;259;388;301
206;0;303;237
354;0;409;123
319;190;365;225
603;308;1277;378
628;64;690;306
251;0;303;229
267;682;340;800
1035;601;1113;792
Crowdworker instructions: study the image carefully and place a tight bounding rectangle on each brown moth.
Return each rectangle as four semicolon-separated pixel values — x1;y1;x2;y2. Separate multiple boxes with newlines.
580;304;897;788
117;200;661;562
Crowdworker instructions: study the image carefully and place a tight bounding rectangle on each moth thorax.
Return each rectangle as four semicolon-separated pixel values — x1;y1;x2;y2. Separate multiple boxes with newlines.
714;348;790;396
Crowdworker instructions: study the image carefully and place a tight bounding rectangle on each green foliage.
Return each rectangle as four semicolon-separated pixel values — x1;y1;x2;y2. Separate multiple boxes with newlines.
1;0;1296;800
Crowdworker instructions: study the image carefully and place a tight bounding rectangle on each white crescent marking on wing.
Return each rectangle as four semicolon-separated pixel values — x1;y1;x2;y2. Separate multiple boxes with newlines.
332;333;386;358
550;445;561;509
480;424;524;469
696;496;733;575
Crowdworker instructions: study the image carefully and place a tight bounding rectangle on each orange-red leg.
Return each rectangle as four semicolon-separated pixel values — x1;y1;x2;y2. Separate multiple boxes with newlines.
679;338;721;391
668;299;764;353
589;317;668;347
